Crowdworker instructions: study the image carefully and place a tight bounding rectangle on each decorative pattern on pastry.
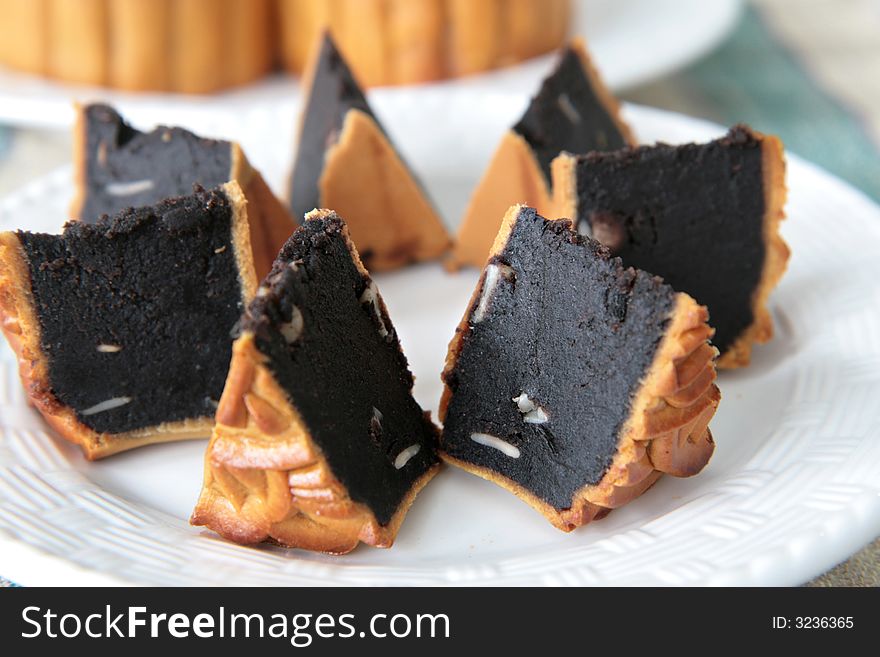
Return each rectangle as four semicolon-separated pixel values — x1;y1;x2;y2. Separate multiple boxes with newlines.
191;210;440;554
277;0;571;86
451;39;635;269
71;103;296;279
0;184;258;460
440;205;720;531
0;0;273;93
288;33;451;272
552;125;789;368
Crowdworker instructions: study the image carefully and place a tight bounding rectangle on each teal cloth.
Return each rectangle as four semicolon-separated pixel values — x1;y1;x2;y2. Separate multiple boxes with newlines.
624;5;880;202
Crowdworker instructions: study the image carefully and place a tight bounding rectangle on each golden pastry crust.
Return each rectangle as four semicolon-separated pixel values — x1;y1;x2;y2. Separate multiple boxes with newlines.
47;0;107;87
277;0;332;79
317;108;451;271
224;0;274;88
447;0;502;76
535;0;572;58
0;0;272;93
108;0;171;91
449;39;635;270
276;0;571;87
449;132;553;270
550;151;578;220
552;132;790;370
0;0;48;76
4;0;562;90
69;104;88;223
191;333;440;554
292;39;449;270
332;0;388;87
440;205;720;531
223;181;261;304
192;212;440;553
385;0;445;85
716;132;789;368
0;182;258;460
505;0;552;62
229;144;298;281
171;0;225;94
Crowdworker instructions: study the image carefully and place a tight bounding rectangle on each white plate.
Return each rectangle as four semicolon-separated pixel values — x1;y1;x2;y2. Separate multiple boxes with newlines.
2;100;880;586
0;0;742;133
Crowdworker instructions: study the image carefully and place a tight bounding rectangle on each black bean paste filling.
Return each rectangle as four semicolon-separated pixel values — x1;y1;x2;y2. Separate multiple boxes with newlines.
19;188;245;434
573;126;766;354
288;35;378;223
79;104;231;222
241;215;438;525
513;46;629;183
441;208;675;510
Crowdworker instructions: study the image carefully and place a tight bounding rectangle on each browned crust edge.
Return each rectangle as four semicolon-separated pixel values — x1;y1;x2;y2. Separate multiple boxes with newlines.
317;109;451;272
191;213;439;553
190;333;440;554
230;143;298;280
550;151;578;220
716;132;790;368
439;205;720;531
0;181;258;460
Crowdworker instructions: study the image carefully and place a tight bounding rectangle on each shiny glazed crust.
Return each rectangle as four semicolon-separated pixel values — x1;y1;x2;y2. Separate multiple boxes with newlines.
230;144;298;280
192;213;440;553
191;333;440;554
440;205;720;531
0;181;258;460
317;109;451;271
551;131;790;369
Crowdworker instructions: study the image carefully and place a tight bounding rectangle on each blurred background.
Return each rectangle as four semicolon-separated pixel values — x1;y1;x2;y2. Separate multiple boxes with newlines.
1;0;878;204
0;0;877;585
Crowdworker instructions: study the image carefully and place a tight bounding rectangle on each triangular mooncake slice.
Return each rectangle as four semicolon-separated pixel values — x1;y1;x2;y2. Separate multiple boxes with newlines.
192;210;440;554
0;183;258;459
451;39;635;268
553;125;789;368
441;206;720;531
71;103;296;278
287;32;450;272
